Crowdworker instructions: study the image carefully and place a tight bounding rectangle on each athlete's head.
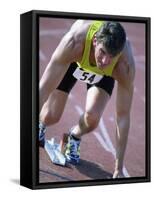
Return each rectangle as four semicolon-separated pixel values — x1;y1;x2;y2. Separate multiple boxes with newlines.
93;21;126;69
96;21;126;56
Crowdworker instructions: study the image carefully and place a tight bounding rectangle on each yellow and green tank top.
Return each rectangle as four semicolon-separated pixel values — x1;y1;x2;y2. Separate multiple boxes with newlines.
77;21;121;76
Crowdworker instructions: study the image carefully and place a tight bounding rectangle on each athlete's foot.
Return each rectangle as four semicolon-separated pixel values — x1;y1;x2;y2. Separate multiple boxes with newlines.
64;134;81;165
39;122;46;147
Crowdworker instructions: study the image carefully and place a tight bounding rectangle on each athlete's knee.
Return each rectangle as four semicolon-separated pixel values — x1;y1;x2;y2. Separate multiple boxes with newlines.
84;111;100;131
40;109;61;126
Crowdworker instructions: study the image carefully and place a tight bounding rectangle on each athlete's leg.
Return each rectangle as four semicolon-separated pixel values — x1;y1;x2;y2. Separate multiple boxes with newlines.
71;75;115;138
64;76;115;164
64;86;110;164
40;90;68;126
71;86;110;138
39;63;78;147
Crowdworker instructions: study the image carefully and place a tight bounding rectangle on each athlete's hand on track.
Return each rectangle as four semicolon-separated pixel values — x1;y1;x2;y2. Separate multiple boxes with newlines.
113;169;125;178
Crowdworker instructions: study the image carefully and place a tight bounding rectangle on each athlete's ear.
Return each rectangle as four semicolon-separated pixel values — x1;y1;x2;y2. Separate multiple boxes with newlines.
93;35;97;47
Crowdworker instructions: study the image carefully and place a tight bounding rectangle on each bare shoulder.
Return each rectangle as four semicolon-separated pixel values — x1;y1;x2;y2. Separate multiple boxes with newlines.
68;20;92;47
69;20;93;34
113;39;136;86
52;20;92;64
68;20;93;54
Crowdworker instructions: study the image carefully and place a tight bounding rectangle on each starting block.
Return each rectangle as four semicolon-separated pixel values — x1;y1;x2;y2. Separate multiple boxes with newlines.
44;138;66;166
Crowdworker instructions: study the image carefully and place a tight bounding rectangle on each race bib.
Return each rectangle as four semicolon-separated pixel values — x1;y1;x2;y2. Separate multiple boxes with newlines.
73;67;103;84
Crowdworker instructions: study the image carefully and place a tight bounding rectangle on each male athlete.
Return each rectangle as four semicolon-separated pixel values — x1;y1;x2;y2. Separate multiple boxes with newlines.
39;20;135;178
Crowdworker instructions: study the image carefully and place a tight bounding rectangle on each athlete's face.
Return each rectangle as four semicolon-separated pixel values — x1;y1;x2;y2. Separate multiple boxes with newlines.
93;38;113;69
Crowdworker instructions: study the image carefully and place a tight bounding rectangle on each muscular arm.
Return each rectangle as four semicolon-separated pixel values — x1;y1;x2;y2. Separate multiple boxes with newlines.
114;79;134;177
39;20;91;110
39;30;79;110
113;40;135;178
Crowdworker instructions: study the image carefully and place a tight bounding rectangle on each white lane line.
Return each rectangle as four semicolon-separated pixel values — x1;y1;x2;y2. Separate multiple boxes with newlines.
75;105;84;115
99;118;116;157
94;132;112;152
109;116;114;122
74;104;130;177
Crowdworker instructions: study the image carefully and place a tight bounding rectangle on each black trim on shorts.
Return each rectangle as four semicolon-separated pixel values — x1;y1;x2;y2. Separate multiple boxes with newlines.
56;62;115;96
56;62;78;93
87;75;115;96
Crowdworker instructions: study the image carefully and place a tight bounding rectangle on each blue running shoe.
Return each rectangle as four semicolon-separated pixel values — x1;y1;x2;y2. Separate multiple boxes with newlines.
39;122;46;147
64;134;81;165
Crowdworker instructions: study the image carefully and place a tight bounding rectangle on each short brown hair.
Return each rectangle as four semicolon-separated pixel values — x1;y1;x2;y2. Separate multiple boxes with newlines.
95;21;126;56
